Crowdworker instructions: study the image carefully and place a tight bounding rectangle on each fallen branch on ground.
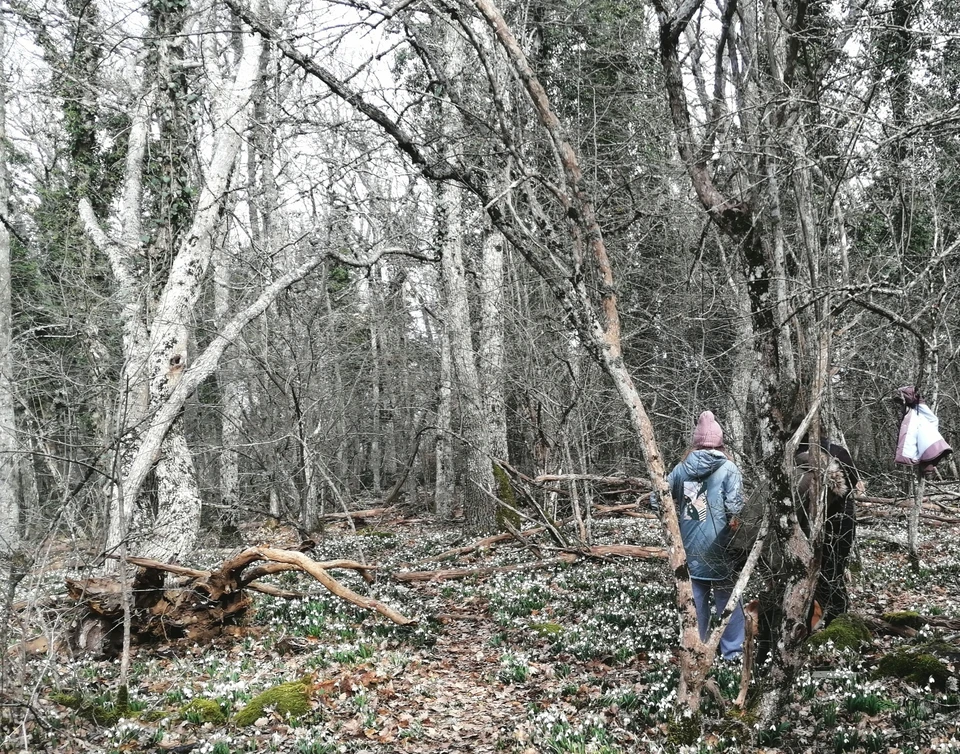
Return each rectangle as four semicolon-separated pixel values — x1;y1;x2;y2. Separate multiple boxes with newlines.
394;555;579;582
534;473;651;491
402;527;547;567
857;494;960;514
395;544;666;583
317;507;398;523
857;506;960;525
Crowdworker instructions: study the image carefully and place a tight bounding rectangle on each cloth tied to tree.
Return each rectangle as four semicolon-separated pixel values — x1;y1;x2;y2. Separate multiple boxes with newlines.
895;385;952;473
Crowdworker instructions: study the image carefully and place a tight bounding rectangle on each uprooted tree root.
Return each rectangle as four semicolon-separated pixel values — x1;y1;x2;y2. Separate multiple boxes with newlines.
63;545;414;656
54;519;669;656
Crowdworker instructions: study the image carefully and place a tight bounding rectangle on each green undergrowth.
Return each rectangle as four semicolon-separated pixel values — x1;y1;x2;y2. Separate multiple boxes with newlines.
20;516;960;754
484;561;676;663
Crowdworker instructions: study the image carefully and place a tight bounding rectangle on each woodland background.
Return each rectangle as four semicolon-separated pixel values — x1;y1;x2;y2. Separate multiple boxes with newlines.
0;0;959;750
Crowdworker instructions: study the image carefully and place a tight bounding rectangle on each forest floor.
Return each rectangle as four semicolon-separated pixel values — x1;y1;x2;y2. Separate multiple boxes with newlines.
4;495;960;754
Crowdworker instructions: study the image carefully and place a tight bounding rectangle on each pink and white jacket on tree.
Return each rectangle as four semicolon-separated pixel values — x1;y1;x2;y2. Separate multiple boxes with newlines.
895;386;952;472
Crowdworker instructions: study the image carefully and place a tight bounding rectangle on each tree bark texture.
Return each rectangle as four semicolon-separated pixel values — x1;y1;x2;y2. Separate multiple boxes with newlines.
0;17;18;557
435;17;496;533
79;10;265;564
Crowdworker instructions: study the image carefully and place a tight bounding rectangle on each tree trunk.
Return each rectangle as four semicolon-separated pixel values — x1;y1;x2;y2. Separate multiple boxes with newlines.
436;18;495;532
322;261;351;484
370;313;383;495
480;228;508;463
0;17;18;558
0;17;25;698
436;176;496;531
80;13;265;565
214;243;246;545
434;320;455;519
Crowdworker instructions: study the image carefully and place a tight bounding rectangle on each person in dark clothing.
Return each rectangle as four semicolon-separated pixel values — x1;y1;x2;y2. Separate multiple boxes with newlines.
794;432;860;623
755;426;862;667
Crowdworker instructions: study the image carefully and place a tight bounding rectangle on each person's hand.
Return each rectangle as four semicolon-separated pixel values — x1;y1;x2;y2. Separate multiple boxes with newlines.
728;517;741;532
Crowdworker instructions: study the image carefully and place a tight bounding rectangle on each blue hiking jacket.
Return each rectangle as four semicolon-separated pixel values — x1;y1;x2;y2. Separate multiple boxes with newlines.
659;450;745;581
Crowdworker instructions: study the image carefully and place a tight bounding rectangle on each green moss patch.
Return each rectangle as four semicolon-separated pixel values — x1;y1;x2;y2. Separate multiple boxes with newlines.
807;613;871;651
493;464;521;531
232;679;313;726
181;698;226;725
882;611;925;629
876;650;951;690
49;690;127;726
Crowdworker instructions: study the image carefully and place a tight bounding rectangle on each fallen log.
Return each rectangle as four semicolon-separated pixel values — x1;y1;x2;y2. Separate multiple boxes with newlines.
857;505;960;526
594;502;641;515
593;503;657;519
864;612;960;637
403;527;546;567
65;545;413;656
578;544;667;559
862;616;918;639
394;555;579;582
395;544;667;583
533;473;651;490
317;507;398;523
857;494;960;514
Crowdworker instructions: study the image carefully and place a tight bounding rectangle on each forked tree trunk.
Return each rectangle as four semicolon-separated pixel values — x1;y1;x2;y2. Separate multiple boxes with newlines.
79;12;265;565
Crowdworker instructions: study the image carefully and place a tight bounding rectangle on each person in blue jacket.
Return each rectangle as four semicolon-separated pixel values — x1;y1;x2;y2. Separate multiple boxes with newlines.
655;411;746;660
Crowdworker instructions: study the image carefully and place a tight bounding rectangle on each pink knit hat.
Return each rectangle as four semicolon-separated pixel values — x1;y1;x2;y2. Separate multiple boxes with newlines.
691;411;724;449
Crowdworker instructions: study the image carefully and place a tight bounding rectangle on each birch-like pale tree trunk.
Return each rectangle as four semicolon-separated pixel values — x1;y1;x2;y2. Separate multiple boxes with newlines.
436;176;496;531
214;242;246;545
434;318;455;519
212;26;276;547
369;306;383;495
436;19;495;532
0;18;18;559
80;6;266;565
717;239;755;460
480;228;508;463
0;25;25;696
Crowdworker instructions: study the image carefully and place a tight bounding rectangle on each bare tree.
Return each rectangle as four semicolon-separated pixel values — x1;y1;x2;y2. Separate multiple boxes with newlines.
0;17;18;560
650;0;889;722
